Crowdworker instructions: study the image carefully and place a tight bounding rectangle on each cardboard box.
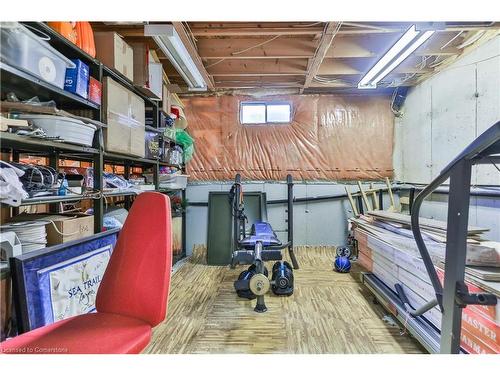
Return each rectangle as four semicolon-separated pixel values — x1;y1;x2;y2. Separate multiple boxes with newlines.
45;214;94;245
89;76;102;105
461;327;498;354
94;32;134;81
129;43;163;99
102;77;146;157
364;232;500;353
64;59;89;98
162;84;171;114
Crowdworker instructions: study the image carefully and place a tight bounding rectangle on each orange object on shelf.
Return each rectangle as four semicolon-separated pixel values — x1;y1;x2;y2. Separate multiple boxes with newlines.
75;22;96;58
47;22;77;44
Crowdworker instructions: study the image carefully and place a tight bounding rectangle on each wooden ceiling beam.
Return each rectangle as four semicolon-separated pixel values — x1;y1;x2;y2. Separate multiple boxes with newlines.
190;27;325;37
214;84;304;90
189;27;407;37
196;37;377;60
197;37;317;59
171;22;215;90
189;25;499;37
303;22;342;89
317;60;361;75
414;47;461;56
212;73;306;77
206;59;309;76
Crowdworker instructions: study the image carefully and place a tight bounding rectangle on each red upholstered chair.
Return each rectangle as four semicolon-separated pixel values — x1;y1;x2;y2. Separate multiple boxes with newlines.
0;192;172;354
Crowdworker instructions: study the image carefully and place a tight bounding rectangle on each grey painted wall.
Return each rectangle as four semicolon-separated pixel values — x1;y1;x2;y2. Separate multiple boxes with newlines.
185;181;396;255
417;193;500;242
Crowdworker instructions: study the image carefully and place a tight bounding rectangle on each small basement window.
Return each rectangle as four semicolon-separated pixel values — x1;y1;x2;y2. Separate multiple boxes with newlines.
240;102;292;125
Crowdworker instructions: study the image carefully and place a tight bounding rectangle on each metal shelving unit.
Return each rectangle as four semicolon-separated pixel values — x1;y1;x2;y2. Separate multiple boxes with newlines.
0;62;100;110
1;132;99;155
18;194;91;206
1;22;187;260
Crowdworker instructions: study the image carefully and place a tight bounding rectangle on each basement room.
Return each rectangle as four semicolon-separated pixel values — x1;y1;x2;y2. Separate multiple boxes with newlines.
1;1;499;370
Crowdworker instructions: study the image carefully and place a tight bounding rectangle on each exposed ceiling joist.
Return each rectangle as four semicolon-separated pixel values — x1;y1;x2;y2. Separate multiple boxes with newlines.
92;21;498;92
188;25;499;37
197;37;317;59
206;59;308;76
171;22;215;90
303;22;342;89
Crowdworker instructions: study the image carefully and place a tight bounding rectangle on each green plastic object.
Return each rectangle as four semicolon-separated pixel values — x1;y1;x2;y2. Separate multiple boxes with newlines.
175;129;195;162
207;191;267;266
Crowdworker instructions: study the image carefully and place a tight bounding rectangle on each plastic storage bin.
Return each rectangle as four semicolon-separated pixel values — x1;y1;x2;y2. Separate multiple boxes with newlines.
18;114;97;146
159;174;188;190
0;22;75;89
143;173;188;190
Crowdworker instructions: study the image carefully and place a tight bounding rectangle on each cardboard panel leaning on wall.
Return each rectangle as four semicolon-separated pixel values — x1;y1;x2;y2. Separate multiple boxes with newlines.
183;95;395;181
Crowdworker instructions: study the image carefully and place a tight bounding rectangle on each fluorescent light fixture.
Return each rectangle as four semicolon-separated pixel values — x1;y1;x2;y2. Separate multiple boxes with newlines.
145;24;207;91
358;25;434;89
371;30;435;86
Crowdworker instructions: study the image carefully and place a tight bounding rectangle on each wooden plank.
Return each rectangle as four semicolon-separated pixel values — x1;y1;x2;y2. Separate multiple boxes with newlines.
189;25;498;37
303;22;341;89
369;183;379;210
189;27;412;37
465;266;500;282
206;59;309;76
190;26;326;37
367;210;488;234
357;182;373;212
197;37;317;59
317;59;361;75
345;187;359;217
171;22;215;90
196;37;377;60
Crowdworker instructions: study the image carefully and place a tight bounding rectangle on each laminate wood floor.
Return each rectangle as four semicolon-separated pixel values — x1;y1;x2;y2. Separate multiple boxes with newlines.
144;246;425;354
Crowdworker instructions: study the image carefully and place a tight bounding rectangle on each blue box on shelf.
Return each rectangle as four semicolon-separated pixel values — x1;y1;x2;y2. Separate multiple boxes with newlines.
64;59;90;99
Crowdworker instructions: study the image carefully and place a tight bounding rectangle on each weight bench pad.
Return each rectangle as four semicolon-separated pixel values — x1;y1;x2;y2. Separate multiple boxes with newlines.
239;221;282;248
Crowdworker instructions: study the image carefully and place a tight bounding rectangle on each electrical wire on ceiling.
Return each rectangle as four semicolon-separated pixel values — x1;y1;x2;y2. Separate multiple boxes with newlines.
440;31;464;50
309;22;342;82
291;22;323;28
342;22;393;31
183;22;198;49
428;55;444;68
313;76;350;85
204;34;282;69
215;79;303;85
456;30;487;49
385;29;470;88
231;35;281;56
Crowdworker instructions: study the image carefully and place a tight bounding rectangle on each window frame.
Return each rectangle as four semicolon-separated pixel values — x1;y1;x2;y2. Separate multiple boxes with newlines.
239;101;293;125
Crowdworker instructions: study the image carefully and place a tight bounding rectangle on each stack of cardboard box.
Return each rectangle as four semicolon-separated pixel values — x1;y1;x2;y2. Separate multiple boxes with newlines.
353;212;500;354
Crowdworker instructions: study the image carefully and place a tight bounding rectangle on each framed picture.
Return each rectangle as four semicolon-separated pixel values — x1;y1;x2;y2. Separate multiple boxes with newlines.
9;229;119;333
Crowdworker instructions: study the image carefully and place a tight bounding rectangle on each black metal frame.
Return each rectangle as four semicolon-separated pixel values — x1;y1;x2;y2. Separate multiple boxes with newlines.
230;174;298;269
403;120;500;354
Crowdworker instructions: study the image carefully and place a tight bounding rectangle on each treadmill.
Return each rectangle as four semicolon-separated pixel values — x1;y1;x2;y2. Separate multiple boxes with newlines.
364;120;500;354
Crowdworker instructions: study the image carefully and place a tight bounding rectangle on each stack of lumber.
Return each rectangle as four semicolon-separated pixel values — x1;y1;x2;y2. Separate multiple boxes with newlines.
351;210;500;354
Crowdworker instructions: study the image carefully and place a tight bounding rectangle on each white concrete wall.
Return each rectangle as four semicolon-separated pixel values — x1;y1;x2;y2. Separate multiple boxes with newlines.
394;35;500;241
394;35;500;185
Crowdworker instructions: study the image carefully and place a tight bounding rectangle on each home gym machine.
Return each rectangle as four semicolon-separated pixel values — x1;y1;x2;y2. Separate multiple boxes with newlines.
231;174;299;313
393;120;499;354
